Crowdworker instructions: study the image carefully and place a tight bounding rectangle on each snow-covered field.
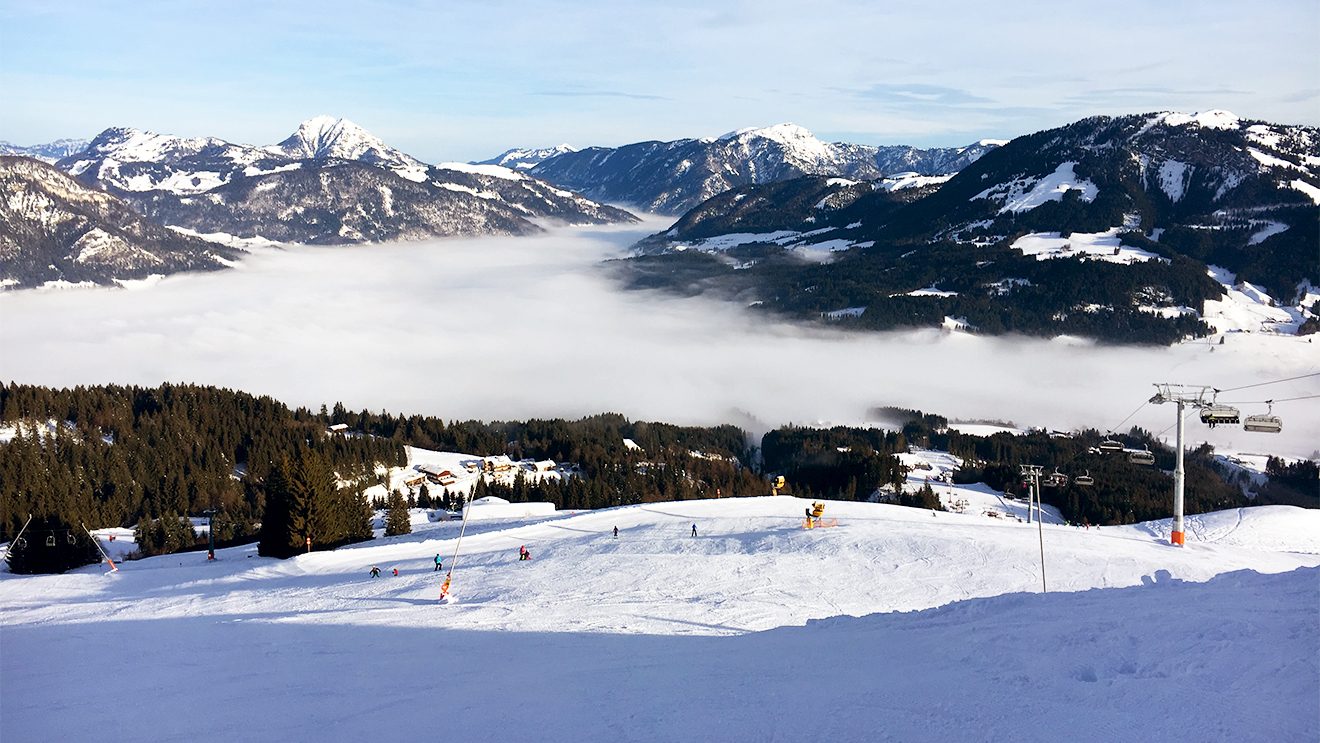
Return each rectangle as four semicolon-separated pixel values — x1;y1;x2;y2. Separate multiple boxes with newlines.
3;497;1316;742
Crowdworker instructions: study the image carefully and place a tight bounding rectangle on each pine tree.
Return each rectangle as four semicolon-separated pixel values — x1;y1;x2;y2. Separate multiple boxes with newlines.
384;490;411;536
257;458;295;558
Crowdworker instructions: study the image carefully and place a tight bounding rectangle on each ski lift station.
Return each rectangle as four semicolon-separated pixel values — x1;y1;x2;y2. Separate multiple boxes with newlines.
462;495;557;521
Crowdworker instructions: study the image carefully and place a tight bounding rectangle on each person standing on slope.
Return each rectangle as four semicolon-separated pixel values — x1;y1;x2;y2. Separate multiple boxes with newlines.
369;565;381;578
434;553;443;572
691;523;697;538
613;526;618;539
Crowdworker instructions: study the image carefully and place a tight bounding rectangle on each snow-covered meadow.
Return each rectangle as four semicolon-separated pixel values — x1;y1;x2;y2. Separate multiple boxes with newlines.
2;496;1317;741
0;220;1315;458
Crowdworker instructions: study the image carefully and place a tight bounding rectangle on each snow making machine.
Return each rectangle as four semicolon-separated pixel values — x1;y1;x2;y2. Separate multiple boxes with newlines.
803;501;837;529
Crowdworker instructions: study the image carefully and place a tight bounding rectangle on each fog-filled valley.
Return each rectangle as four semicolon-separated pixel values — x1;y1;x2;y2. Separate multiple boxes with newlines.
2;217;1314;458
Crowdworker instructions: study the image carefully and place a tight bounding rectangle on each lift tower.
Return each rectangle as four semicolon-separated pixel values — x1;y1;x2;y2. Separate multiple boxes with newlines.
1148;384;1215;547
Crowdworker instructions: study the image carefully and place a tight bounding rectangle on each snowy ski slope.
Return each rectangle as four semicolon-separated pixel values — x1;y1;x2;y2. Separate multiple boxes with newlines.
2;497;1317;742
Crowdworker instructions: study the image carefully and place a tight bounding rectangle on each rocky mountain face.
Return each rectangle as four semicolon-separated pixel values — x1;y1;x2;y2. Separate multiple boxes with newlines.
529;124;1000;214
476;144;577;170
0;138;90;164
0;156;242;289
55;118;636;243
619;112;1320;344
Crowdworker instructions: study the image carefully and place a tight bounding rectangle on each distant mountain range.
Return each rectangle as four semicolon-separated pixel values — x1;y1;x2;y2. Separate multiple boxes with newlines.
621;111;1320;344
54;117;635;245
476;144;578;170
0;156;241;289
0;138;89;163
522;123;1002;214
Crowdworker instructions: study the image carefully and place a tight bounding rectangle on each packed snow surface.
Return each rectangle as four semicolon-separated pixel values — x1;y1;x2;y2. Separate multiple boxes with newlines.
2;497;1316;742
1010;229;1161;264
975;161;1099;214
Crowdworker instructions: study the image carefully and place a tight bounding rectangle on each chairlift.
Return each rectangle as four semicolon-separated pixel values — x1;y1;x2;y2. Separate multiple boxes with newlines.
1098;439;1123;454
46;535;56;547
14;538;26;549
1045;468;1069;488
1199;404;1240;427
1074;470;1094;487
1128;448;1155;466
1243;403;1282;433
67;533;76;545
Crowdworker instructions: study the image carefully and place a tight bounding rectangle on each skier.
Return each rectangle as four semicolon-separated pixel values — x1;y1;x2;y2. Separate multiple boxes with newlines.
519;545;530;561
691;523;697;538
434;553;443;572
392;567;399;577
613;526;618;539
369;565;381;578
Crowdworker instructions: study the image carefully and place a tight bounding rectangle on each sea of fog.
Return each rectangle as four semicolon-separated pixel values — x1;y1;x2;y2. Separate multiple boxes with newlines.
1;218;1317;459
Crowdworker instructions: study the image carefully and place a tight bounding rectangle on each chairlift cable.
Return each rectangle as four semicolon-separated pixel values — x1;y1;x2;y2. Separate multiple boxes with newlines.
1106;399;1151;435
1214;394;1320;405
1215;372;1320;394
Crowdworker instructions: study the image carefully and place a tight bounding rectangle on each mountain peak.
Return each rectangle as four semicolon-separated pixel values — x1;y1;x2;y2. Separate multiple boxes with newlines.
719;123;819;144
271;116;427;179
277;116;374;159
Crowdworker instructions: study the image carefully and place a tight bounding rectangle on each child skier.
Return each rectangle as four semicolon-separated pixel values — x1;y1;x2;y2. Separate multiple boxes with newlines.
369;565;381;578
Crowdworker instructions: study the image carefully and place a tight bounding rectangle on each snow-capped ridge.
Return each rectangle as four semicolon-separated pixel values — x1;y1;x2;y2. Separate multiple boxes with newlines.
1154;110;1242;131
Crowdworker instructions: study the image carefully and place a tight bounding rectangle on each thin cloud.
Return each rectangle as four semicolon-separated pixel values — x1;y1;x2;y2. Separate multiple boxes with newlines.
849;83;996;107
536;90;669;101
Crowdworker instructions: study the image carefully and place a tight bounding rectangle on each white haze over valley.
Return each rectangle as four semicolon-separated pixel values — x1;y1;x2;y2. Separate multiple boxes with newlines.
1;218;1316;459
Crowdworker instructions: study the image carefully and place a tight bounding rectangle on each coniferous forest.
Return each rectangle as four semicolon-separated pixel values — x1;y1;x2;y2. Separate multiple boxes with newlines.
2;383;1311;573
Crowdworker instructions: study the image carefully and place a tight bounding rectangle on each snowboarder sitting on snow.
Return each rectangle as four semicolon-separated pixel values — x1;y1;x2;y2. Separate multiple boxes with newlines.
519;545;530;561
434;553;443;572
369;565;381;578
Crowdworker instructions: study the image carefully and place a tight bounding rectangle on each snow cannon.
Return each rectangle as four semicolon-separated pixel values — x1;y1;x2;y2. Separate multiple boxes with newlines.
804;501;830;529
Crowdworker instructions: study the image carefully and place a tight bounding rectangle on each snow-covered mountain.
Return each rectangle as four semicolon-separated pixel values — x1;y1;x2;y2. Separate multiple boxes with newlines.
55;118;636;243
265;115;430;182
0;156;242;289
623;111;1320;344
0;138;90;164
528;124;1000;214
477;143;577;170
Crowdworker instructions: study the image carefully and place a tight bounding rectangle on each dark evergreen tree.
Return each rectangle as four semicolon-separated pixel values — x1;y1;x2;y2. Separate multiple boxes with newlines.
384;490;411;536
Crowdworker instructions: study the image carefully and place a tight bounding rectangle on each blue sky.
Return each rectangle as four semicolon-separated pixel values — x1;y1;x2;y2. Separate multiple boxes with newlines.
2;0;1317;162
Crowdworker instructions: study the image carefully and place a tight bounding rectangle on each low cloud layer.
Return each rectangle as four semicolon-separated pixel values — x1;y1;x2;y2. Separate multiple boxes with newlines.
2;220;1316;459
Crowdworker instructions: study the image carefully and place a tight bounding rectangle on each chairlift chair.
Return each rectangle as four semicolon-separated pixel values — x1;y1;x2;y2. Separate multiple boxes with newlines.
46;535;56;547
1199;404;1240;426
1074;471;1094;487
1128;448;1155;466
1243;404;1282;433
1046;468;1069;488
1098;439;1124;453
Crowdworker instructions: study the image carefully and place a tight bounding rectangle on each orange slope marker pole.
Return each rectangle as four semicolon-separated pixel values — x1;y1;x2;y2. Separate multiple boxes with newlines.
83;522;119;572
